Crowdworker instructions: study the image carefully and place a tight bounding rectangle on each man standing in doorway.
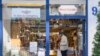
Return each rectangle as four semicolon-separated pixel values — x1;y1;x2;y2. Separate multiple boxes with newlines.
59;30;69;56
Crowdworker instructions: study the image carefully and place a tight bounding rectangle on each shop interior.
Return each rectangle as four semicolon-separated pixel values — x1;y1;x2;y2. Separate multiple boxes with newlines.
11;18;46;56
3;18;83;56
49;19;83;56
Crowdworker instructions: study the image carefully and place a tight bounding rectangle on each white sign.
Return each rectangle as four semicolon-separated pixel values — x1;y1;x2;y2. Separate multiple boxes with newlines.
58;5;77;15
38;48;45;56
29;42;37;54
12;8;40;18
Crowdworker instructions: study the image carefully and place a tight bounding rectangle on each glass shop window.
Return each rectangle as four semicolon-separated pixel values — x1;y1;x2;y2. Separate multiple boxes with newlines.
3;5;46;56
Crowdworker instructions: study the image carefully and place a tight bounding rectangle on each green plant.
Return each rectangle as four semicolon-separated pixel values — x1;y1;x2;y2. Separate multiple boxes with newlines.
92;13;100;56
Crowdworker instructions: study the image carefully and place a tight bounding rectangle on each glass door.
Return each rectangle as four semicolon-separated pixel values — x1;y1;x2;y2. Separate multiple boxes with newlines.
47;0;87;56
49;19;84;56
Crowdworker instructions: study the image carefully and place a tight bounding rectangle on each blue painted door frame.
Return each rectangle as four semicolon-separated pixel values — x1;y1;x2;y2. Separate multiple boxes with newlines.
0;3;3;56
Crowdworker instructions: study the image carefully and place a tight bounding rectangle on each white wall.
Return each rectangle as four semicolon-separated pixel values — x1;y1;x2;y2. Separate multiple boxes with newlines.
50;0;86;4
2;0;85;4
3;5;11;55
2;0;45;4
88;0;99;56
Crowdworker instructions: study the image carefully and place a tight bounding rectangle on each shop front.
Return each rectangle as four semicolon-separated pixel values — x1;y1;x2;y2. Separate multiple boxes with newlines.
2;0;88;56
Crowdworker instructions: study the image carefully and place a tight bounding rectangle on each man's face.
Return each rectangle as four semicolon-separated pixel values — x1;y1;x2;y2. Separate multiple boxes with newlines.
59;34;62;37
